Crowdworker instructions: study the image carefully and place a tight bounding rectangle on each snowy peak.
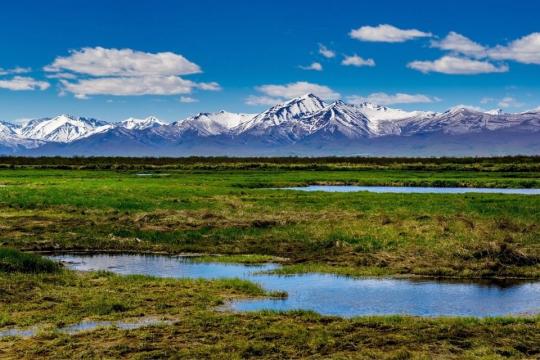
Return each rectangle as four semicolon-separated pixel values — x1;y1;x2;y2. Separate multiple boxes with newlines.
19;114;111;143
173;111;256;136
234;93;326;134
0;120;19;136
281;93;327;116
354;102;435;122
301;100;373;138
120;116;166;130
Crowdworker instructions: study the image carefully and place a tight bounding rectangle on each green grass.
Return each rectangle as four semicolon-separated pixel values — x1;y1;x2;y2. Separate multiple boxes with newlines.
193;254;283;264
0;166;539;278
0;248;60;273
0;160;539;358
0;269;538;359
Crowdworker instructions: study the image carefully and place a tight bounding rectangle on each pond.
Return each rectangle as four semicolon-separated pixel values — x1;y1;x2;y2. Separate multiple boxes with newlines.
280;185;540;195
49;254;540;318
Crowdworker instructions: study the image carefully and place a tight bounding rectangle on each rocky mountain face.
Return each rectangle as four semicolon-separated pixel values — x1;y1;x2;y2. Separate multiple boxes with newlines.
1;94;539;156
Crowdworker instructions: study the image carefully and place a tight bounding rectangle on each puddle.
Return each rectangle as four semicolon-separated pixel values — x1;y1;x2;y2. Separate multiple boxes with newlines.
0;317;173;339
47;254;540;318
280;185;540;195
135;173;170;177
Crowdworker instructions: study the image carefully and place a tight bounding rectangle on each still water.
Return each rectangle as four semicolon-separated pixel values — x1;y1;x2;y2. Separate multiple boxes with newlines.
280;185;540;195
50;254;540;318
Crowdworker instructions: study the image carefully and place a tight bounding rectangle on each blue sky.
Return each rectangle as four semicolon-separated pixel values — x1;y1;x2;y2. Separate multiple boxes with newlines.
1;0;540;123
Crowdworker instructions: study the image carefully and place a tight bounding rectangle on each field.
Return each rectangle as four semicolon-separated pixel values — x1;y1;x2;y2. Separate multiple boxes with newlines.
1;157;539;358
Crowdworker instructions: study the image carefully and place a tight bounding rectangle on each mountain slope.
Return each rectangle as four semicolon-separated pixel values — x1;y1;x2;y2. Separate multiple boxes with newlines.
233;94;326;139
18;115;112;143
173;111;255;137
0;94;539;156
119;116;165;130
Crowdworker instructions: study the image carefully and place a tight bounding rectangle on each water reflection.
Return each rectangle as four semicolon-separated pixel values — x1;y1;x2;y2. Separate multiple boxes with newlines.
49;254;540;318
280;185;540;195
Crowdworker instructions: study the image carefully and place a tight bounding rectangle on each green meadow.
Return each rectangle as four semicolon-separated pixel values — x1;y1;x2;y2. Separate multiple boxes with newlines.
0;157;539;358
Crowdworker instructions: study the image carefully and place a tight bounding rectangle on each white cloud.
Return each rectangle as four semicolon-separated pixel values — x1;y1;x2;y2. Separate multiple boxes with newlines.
451;104;486;112
347;92;439;105
45;47;219;98
341;55;375;67
46;73;78;80
179;96;198;103
245;95;283;106
431;32;486;57
256;81;340;100
0;67;31;76
0;76;50;91
349;24;431;43
44;47;201;77
60;76;220;98
408;56;508;74
488;33;540;64
246;81;340;105
318;44;335;58
497;96;523;108
300;62;323;71
480;97;495;104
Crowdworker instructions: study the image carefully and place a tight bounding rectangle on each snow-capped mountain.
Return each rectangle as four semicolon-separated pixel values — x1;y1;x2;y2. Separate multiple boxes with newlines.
0;120;42;150
0;120;19;135
1;94;539;156
298;100;373;139
119;116;166;130
397;107;522;136
18;114;112;143
234;94;326;136
173;111;256;137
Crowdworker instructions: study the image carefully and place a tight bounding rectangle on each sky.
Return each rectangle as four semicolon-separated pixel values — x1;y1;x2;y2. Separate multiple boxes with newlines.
1;0;540;123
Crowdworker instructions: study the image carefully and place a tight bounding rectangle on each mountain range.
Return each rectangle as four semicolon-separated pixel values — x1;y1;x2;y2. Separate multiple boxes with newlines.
1;94;539;156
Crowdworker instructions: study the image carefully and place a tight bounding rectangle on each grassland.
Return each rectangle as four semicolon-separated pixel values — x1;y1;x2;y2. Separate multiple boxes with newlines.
0;157;539;358
0;161;539;278
1;267;539;359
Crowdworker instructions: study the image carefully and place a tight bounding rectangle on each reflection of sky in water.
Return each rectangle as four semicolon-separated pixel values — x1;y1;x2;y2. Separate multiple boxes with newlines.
281;186;540;195
50;254;540;317
0;318;172;338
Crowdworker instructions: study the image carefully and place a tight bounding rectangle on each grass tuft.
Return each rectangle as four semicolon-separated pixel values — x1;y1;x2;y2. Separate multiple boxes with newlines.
0;248;60;273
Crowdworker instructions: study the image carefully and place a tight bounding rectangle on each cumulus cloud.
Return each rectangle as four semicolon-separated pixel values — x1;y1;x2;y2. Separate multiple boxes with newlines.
246;81;340;105
256;81;339;100
179;96;198;103
44;47;201;77
318;44;335;58
450;104;486;112
245;95;283;106
480;97;495;104
300;62;323;71
0;67;31;76
46;73;78;80
431;32;486;57
349;24;431;43
497;96;524;108
341;55;375;67
60;76;219;98
408;56;508;74
45;47;219;99
0;76;50;91
347;92;439;105
488;33;540;64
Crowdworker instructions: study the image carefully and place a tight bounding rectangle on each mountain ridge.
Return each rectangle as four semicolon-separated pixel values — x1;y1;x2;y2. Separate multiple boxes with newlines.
2;94;539;156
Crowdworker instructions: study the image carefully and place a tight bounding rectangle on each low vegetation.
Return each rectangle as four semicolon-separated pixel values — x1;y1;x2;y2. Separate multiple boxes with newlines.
0;163;538;278
0;157;538;358
0;270;538;359
0;248;60;273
